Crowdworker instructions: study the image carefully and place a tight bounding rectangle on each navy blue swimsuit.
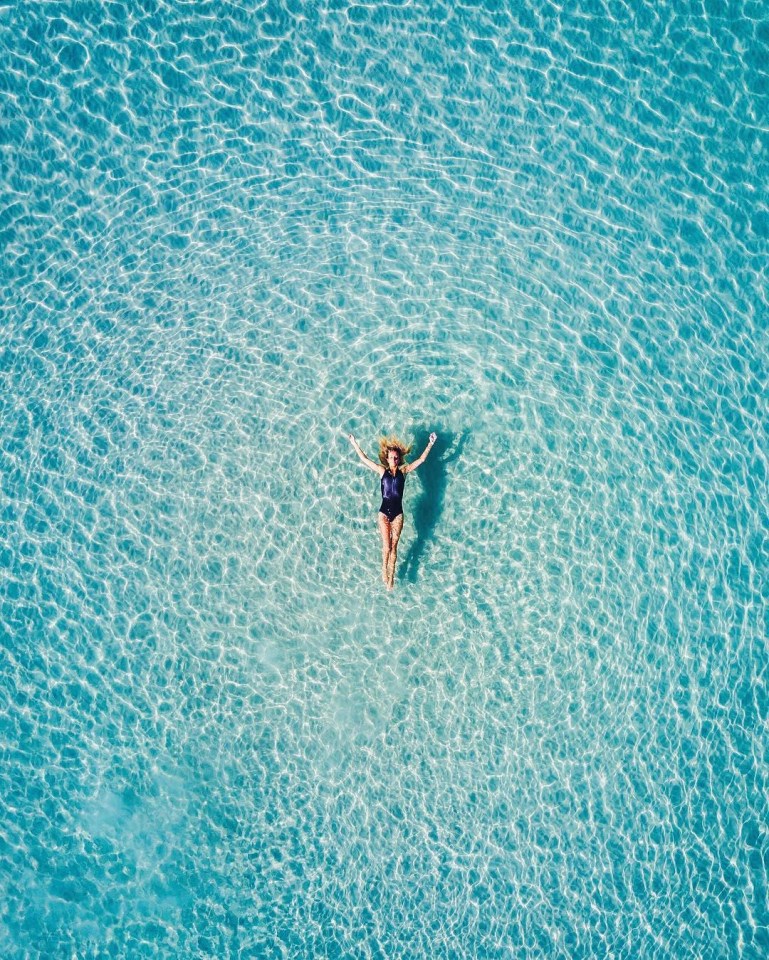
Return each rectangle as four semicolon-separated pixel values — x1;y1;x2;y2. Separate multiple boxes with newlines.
379;468;405;522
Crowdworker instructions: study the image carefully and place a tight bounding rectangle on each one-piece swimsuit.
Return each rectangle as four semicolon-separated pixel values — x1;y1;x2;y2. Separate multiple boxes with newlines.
379;468;405;522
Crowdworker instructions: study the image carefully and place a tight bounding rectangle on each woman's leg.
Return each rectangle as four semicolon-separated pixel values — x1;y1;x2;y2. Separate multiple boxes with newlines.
386;514;404;588
377;513;392;585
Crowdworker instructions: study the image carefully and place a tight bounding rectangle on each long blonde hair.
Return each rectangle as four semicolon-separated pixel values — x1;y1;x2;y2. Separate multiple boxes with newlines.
378;435;412;468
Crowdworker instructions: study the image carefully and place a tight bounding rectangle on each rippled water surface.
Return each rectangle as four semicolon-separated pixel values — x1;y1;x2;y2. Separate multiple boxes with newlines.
2;1;768;957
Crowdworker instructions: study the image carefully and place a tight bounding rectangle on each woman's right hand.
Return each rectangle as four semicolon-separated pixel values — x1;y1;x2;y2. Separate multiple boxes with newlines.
348;433;356;444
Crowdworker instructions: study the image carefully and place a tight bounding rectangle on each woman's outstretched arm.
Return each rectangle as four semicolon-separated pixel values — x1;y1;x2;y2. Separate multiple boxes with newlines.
402;432;437;473
348;434;384;473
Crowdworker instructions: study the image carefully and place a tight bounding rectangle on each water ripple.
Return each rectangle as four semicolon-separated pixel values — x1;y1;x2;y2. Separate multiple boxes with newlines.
1;0;768;957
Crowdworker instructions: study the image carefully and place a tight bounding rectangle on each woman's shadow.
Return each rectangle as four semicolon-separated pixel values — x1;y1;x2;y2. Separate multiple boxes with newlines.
401;428;467;584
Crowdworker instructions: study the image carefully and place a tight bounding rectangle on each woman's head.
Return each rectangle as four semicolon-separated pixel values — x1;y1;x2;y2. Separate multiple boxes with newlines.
378;435;412;468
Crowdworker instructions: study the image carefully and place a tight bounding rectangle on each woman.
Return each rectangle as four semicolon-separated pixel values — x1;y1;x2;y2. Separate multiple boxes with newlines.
348;431;437;589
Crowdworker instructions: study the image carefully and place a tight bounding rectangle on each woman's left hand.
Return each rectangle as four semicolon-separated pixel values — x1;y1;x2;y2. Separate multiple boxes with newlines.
429;432;437;444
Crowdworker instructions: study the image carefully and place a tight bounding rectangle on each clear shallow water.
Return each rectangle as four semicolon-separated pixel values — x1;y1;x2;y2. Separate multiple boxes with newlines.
1;0;768;957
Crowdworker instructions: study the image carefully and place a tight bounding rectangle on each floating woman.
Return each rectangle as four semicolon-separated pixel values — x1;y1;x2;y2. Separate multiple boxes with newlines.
348;431;437;589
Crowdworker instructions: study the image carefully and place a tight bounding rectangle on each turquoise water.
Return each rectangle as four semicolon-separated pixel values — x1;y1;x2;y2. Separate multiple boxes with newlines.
1;1;768;957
